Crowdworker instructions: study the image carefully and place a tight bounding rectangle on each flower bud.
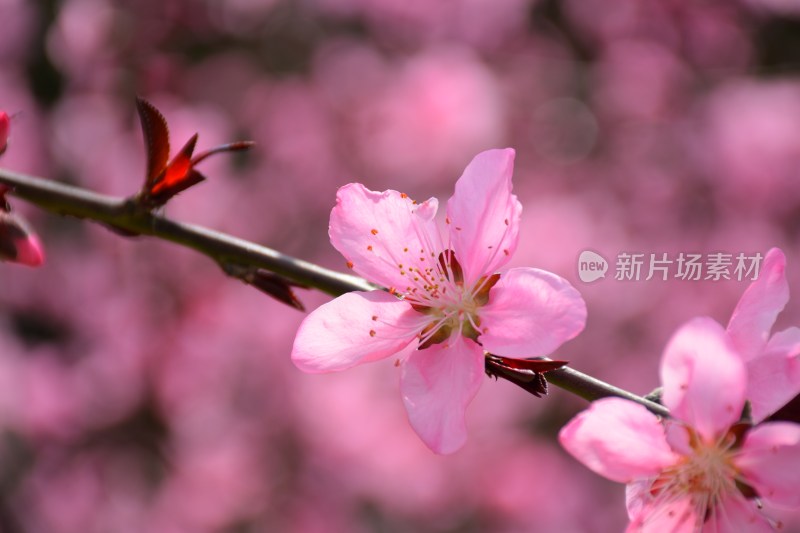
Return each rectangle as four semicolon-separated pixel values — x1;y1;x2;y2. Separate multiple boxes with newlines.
0;211;45;266
0;111;9;155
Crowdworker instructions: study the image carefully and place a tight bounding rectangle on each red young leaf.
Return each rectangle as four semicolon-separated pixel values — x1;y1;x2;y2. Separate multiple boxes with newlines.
149;134;198;197
148;170;205;206
135;97;170;188
485;356;567;398
487;356;568;373
191;141;255;166
248;270;305;311
134;97;254;208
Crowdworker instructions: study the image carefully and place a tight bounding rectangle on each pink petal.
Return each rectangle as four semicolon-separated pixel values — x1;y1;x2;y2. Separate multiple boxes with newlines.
705;494;775;533
626;496;697;533
445;148;522;285
292;290;421;373
629;494;771;533
400;336;484;454
558;398;678;483
663;420;693;456
727;248;789;361
660;317;747;441
329;183;442;291
746;327;800;423
625;479;651;521
735;421;800;509
479;267;586;357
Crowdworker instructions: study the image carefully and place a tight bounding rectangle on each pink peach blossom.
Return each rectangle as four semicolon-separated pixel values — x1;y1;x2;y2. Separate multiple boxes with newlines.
726;247;800;422
292;148;586;454
560;317;800;532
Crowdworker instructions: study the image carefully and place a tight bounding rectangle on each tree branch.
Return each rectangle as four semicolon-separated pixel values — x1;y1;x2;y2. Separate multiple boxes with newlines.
0;167;669;418
0;168;374;296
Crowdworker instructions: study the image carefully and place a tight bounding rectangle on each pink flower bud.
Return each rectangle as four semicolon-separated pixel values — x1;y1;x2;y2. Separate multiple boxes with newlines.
0;111;9;155
0;211;45;267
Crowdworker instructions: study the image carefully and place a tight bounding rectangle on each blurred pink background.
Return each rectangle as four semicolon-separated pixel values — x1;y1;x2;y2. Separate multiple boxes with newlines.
2;0;800;531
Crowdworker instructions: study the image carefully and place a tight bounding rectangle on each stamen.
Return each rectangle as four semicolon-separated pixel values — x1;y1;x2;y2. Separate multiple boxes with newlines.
644;427;744;530
418;310;458;349
466;312;482;335
470;213;515;284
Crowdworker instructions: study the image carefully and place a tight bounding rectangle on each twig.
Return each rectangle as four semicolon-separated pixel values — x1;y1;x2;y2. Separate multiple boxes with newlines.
546;366;669;417
0;168;374;296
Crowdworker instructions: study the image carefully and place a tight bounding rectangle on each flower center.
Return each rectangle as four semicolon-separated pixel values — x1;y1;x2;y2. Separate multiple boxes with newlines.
649;426;754;526
407;250;499;349
675;443;736;499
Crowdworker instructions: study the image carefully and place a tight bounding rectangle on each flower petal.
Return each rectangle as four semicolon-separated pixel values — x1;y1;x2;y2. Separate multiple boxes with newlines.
445;148;522;285
660;317;747;441
292;290;421;373
329;183;441;291
400;336;484;454
727;248;789;361
663;420;693;456
479;267;586;357
736;421;800;509
746;326;800;423
626;495;697;533
705;494;775;533
559;397;678;483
